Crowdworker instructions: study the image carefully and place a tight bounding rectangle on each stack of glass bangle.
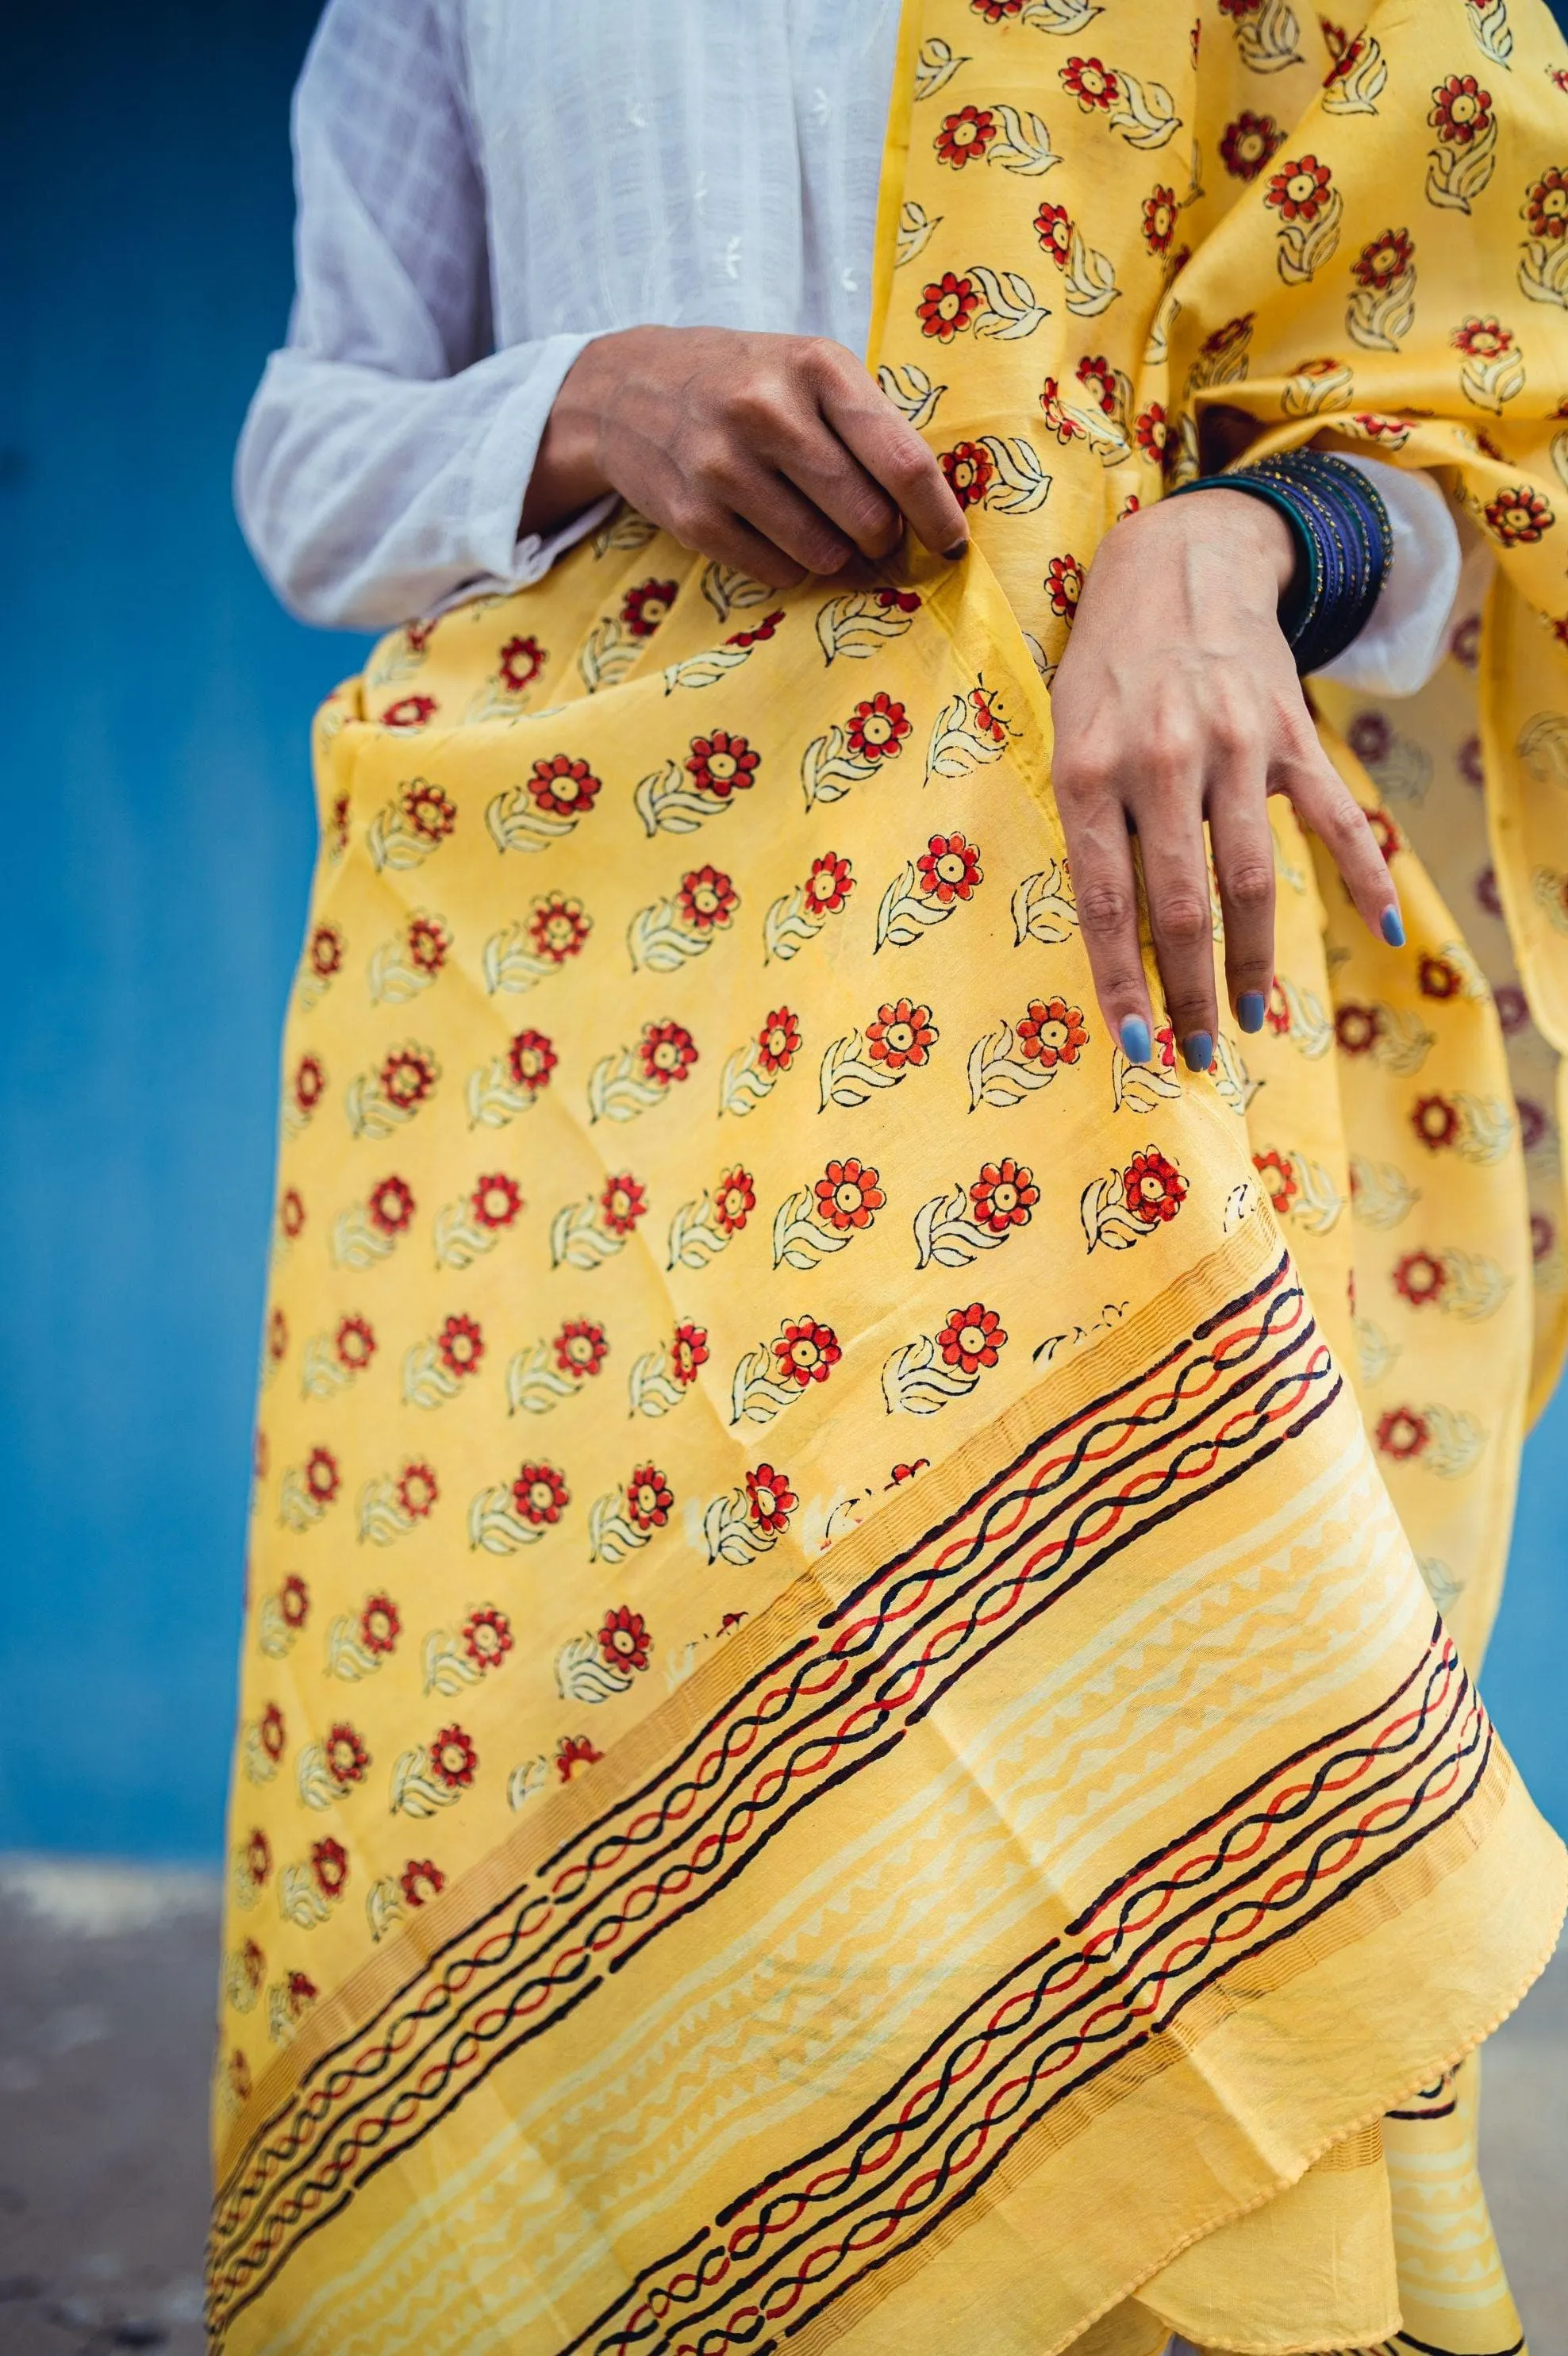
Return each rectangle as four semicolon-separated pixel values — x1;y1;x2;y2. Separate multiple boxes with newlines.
1169;447;1393;677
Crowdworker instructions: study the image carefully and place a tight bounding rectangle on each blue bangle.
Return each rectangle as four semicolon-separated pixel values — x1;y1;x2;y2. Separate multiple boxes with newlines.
1168;449;1392;675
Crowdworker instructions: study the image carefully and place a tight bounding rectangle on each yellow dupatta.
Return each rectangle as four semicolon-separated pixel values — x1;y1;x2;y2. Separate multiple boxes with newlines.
210;4;1568;2350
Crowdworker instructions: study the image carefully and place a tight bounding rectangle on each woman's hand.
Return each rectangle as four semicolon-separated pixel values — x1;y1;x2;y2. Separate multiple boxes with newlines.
1047;489;1402;1070
521;325;971;586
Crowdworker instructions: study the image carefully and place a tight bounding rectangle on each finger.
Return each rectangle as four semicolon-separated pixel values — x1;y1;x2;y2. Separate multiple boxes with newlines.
771;413;905;561
1136;767;1220;1073
1205;763;1276;1033
663;489;808;590
817;361;972;558
1281;745;1404;947
722;458;862;578
1051;768;1154;1061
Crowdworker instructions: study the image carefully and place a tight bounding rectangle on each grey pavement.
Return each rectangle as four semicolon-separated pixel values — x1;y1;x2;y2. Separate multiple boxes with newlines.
0;1856;1562;2354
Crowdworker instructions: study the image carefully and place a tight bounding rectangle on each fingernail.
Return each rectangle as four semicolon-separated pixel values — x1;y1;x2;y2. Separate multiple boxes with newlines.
1237;991;1266;1034
1119;1014;1151;1064
943;540;968;561
1182;1031;1213;1074
1381;905;1405;948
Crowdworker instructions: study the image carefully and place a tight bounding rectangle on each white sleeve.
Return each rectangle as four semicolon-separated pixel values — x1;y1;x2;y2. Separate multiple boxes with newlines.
234;0;607;632
1312;455;1463;698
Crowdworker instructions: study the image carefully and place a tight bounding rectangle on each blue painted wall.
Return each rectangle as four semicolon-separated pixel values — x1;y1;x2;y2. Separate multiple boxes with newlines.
2;4;1564;1862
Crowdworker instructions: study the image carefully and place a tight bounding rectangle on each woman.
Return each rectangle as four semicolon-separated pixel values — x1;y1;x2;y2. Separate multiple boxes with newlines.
214;5;1567;2352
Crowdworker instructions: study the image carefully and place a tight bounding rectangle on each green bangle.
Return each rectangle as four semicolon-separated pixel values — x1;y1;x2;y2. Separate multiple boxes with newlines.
1166;471;1321;648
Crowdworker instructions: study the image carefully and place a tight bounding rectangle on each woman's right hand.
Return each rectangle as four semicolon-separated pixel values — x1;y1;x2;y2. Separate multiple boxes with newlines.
521;325;972;586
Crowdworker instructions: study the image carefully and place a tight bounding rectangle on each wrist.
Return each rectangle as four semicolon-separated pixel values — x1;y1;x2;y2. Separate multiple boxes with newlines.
520;336;620;536
1173;484;1296;595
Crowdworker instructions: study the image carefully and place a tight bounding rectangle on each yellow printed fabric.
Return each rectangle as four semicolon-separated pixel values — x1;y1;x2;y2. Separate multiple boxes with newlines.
211;4;1568;2350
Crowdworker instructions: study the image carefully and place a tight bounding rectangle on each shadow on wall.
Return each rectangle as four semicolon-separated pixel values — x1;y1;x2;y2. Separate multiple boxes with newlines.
1;0;1566;1862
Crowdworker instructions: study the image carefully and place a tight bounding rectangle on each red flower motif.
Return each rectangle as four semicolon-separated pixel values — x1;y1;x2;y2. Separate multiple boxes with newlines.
1428;75;1492;144
1219;110;1284;180
430;1725;477;1789
1142;185;1178;255
626;1464;674;1530
436;1313;484;1379
513;1462;569;1524
1393;1250;1448;1307
471;1172;523;1229
244;1830;271;1887
292;1053;325;1116
1122;1147;1186;1225
890;1460;929;1485
806;852;854;914
280;1573;309;1629
326;1722;369;1786
1265;154;1333;225
400;1858;445;1906
726;609;786;648
917;832;982;903
229;2050;252;2107
556;1734;603;1781
867;998;937;1070
360;1593;400;1655
969;1159;1038;1233
1484;487;1553;546
528;754;601;819
755;1008;801;1073
935;104;997;167
406;913;451;973
677;865;738;931
1324;30;1366;83
555;1318;609;1378
600;1173;648;1235
367;1174;415;1235
773;1316;842;1386
940;440;995;509
1419;953;1464;1001
1060;56;1120;109
267;1308;288;1364
714;1166;756;1234
311;1837;349;1898
918;271;981;340
1266;980;1291;1035
333;1313;375;1374
1375;1406;1430;1461
1017;996;1088;1065
621;577;678;636
498;635;546;693
528;891;592;963
1524;167;1568;242
395;1461;439;1520
1335;1002;1382;1055
1135;404;1168;463
1075;354;1120;418
671;1320;709;1385
847;691;911;761
259;1702;286;1762
599;1605;652;1673
327;794;351;856
639;1018;698;1087
402;779;456;842
1366;807;1402;861
686;730;760;798
1219;0;1261;13
1412;1093;1461;1150
508;1029;557;1092
383;694;436;729
284;1970;317;2017
463;1605;513;1670
1352;228;1413;288
305;1447;340;1505
1451;315;1512;360
874;588;921;613
939;1303;1008;1374
971;0;1022;16
814;1158;885;1231
1045;554;1085;617
307;923;344;979
236;1939;266;2000
1034;202;1074;265
279;1187;306;1239
747;1462;797;1532
380;1046;437;1110
1252;1147;1297;1216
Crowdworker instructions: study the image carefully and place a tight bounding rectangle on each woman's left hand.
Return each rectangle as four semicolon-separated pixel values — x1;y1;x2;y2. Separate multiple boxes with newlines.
1047;488;1401;1070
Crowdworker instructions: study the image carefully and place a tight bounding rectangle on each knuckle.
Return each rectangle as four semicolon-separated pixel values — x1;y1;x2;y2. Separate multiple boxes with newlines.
1147;713;1199;775
1223;858;1274;915
1053;752;1112;803
1078;881;1133;934
728;375;791;436
1153;894;1211;950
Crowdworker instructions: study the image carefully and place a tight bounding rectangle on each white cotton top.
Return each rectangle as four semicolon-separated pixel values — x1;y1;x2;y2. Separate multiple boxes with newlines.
235;0;1462;693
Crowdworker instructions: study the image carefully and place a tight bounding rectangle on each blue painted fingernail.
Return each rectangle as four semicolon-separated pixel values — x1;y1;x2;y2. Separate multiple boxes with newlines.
1182;1031;1213;1074
1237;991;1266;1034
1381;905;1405;947
1119;1015;1151;1064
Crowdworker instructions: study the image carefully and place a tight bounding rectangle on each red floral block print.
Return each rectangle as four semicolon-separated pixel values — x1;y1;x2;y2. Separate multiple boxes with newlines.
1452;316;1512;359
747;1462;797;1532
599;1605;651;1673
244;1831;271;1889
756;1009;801;1074
1376;1406;1430;1462
305;1447;340;1506
1429;74;1492;144
971;0;1022;17
236;1941;265;2000
1394;1251;1448;1307
280;1574;309;1630
556;1735;602;1781
678;866;738;931
1266;155;1333;224
1524;168;1568;242
293;1054;325;1115
940;1303;1008;1374
498;635;546;693
1412;1093;1461;1150
1076;355;1119;417
1135;405;1168;463
687;731;759;798
471;1173;523;1229
806;853;854;914
395;1462;439;1520
1060;56;1119;110
621;578;678;636
367;1175;416;1235
1035;202;1074;266
918;834;982;903
528;755;601;818
402;779;456;844
726;611;785;648
847;691;911;760
1252;1148;1297;1216
1123;1148;1186;1225
336;1316;376;1372
1142;186;1178;255
283;1970;317;2018
360;1593;400;1655
307;922;344;980
311;1838;349;1899
381;1047;437;1110
671;1322;709;1385
867;999;937;1070
1335;1003;1382;1055
407;914;451;974
267;1309;289;1364
774;1316;842;1386
513;1462;569;1524
940;441;994;511
1366;809;1401;861
715;1168;756;1233
1484;487;1553;545
463;1606;513;1670
229;2052;252;2108
600;1174;648;1235
1220;111;1284;180
529;893;591;963
436;1314;484;1379
970;1159;1038;1233
279;1189;306;1239
1353;229;1413;289
383;695;436;729
326;1724;369;1787
401;1858;445;1906
815;1159;885;1230
935;105;997;166
430;1726;478;1789
259;1703;286;1762
1418;953;1464;1001
1018;997;1088;1065
627;1465;674;1530
640;1019;699;1086
508;1029;557;1093
555;1316;608;1381
1045;555;1085;617
918;271;980;340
